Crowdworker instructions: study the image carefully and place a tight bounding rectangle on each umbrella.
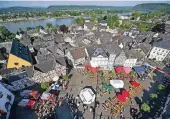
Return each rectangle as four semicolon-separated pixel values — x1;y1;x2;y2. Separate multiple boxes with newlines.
110;80;124;89
51;82;59;90
53;76;59;82
80;88;95;104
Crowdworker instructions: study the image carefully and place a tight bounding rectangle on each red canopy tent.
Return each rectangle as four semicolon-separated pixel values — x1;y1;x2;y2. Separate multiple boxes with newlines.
116;89;130;103
26;100;36;108
29;91;39;99
114;67;132;74
130;81;140;87
85;65;98;73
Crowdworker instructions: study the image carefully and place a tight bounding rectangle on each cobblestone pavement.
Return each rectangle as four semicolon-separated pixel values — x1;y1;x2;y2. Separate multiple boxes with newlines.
58;68;161;119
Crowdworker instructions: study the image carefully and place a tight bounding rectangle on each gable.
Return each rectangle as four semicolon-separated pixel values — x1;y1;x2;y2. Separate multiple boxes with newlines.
7;54;32;69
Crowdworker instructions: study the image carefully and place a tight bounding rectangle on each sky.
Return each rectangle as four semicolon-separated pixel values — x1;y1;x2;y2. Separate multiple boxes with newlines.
0;1;170;8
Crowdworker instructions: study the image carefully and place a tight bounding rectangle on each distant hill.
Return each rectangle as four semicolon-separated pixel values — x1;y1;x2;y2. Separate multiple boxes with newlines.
0;6;46;13
0;5;132;14
133;3;170;12
47;5;132;11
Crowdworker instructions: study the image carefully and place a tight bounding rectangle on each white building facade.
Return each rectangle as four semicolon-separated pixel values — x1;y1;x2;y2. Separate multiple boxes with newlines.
123;59;137;67
148;46;169;61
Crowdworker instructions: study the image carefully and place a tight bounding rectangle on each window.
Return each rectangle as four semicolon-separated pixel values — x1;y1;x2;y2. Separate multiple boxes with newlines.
14;62;19;66
0;92;3;98
7;95;12;101
162;50;164;52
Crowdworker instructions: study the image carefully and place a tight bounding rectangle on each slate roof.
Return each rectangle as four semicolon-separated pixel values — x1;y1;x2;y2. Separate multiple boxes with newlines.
104;43;122;56
153;40;170;50
35;59;56;73
0;42;12;53
124;48;144;59
54;34;64;44
10;39;33;63
70;47;86;60
100;32;112;43
139;43;151;54
85;23;93;30
25;66;34;78
86;44;103;57
55;57;66;66
8;72;28;84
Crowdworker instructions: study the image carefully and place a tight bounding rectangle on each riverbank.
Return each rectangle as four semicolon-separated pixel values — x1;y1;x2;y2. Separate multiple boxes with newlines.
0;16;75;24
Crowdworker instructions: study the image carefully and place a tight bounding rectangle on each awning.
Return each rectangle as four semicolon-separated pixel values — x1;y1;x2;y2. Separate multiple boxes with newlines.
29;91;38;98
130;81;140;87
85;65;98;73
133;66;146;73
114;67;132;74
116;89;130;102
26;100;36;108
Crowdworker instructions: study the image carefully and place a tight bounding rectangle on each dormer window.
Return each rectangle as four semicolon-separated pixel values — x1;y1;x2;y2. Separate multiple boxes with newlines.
14;62;19;66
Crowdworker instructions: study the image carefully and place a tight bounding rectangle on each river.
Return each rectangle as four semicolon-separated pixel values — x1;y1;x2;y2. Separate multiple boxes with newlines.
0;18;74;33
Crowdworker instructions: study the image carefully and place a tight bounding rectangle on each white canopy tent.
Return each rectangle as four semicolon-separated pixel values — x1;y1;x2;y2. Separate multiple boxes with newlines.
80;88;95;105
110;80;124;89
53;76;59;82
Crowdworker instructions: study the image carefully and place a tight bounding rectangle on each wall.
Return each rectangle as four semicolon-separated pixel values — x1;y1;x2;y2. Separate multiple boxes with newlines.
7;54;32;69
148;47;169;61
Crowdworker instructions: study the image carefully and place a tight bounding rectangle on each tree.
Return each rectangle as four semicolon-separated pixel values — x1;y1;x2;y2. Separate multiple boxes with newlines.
87;70;94;77
132;11;141;20
59;24;69;33
0;26;14;42
150;93;158;99
90;13;97;23
97;16;103;23
74;17;85;25
52;24;58;33
109;71;115;78
41;82;49;90
130;71;137;77
26;27;32;31
107;15;119;29
141;103;150;112
157;84;165;91
140;13;148;21
46;23;53;29
63;75;69;81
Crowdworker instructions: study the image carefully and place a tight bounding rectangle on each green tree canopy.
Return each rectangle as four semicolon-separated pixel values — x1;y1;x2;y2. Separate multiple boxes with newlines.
74;17;85;25
141;103;150;112
140;13;148;21
130;71;137;77
90;13;97;23
150;93;158;99
41;82;49;90
52;24;58;33
0;26;14;42
157;84;165;91
107;14;119;29
63;75;69;81
132;11;141;20
46;23;53;29
109;71;115;77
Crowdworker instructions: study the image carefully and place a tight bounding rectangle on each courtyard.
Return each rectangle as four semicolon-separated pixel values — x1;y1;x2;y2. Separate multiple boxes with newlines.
58;67;163;119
